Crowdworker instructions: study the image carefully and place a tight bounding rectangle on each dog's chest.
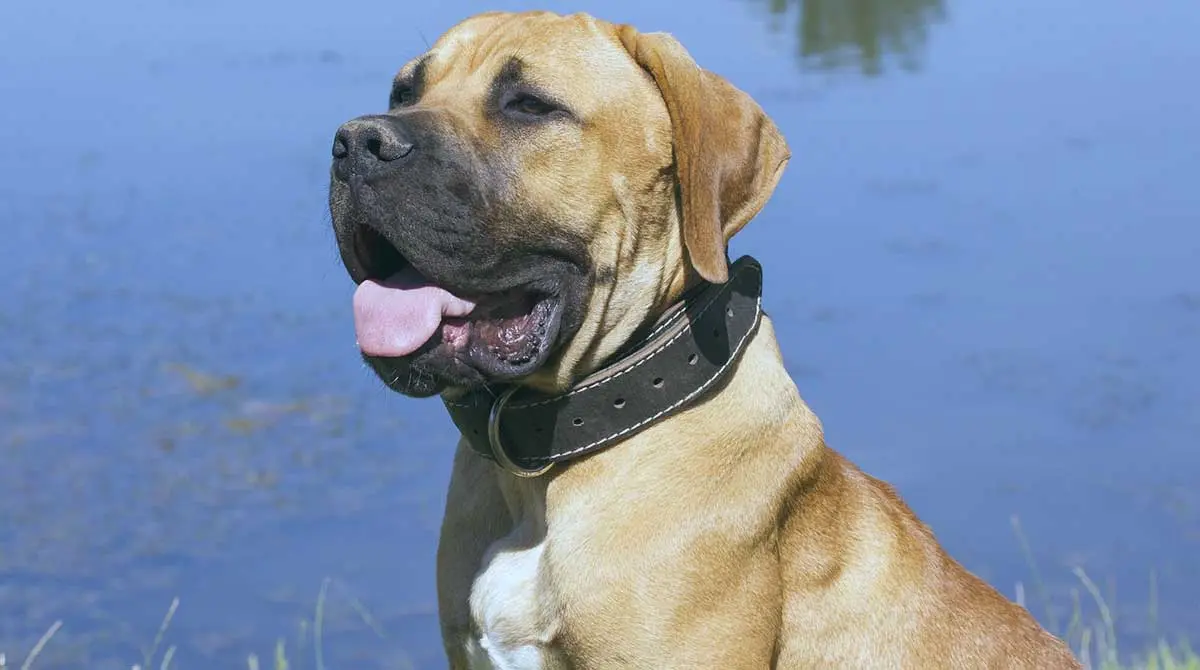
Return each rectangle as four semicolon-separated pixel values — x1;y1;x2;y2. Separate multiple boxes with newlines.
465;519;562;670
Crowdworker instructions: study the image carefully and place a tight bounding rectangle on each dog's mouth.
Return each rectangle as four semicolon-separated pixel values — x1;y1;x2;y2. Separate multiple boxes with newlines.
348;224;564;389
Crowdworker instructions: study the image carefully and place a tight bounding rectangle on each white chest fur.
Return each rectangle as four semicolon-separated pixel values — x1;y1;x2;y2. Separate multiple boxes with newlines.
464;484;561;670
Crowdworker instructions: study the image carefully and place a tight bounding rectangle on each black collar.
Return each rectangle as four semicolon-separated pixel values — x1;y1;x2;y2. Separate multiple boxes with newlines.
442;255;765;477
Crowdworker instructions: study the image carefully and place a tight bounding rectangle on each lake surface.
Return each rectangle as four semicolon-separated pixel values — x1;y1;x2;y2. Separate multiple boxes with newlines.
2;0;1197;667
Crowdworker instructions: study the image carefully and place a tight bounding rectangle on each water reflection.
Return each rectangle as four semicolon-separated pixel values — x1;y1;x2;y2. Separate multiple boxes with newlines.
755;0;947;76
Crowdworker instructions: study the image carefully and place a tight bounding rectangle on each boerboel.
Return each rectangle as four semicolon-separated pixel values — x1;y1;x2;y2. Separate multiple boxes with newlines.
328;10;1081;669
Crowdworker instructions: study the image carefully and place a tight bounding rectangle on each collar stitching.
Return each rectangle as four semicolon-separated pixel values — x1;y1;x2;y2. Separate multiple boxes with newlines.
522;289;762;464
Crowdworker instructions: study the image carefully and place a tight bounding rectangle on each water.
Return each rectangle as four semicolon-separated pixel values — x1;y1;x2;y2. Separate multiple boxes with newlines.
1;0;1197;666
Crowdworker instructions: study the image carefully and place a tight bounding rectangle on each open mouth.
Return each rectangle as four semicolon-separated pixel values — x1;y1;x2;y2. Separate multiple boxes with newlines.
346;224;563;383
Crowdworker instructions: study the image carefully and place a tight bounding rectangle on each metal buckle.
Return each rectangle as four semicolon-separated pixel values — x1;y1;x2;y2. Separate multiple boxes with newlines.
487;386;554;478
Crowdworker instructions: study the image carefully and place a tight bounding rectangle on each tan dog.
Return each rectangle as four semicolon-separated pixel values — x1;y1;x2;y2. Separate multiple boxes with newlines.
328;10;1081;669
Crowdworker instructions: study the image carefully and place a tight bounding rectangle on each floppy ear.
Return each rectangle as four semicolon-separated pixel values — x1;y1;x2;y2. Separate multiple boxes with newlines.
618;26;790;283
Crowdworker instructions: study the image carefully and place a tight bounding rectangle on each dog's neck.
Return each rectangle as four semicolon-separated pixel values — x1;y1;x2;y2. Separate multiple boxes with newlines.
491;314;819;526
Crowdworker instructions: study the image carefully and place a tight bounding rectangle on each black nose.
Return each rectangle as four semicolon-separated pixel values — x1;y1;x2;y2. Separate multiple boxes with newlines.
332;115;415;178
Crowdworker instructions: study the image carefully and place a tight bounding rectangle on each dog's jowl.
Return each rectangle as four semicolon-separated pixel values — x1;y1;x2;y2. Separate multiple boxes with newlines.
328;10;1082;670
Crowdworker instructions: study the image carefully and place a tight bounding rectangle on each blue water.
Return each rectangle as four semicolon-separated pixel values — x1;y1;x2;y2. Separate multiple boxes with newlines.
2;0;1197;667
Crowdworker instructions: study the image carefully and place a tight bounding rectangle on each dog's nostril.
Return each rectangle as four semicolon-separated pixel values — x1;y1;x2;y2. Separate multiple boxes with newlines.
372;138;414;162
332;134;349;159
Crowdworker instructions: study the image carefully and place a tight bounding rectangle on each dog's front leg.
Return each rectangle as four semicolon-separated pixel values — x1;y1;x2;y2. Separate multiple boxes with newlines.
437;443;514;669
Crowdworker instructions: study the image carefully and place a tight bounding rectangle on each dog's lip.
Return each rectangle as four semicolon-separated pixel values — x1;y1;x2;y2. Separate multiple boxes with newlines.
464;291;562;375
346;223;563;364
352;265;562;359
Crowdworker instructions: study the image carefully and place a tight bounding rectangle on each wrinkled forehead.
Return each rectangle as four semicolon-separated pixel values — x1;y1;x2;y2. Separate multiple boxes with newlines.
396;12;652;111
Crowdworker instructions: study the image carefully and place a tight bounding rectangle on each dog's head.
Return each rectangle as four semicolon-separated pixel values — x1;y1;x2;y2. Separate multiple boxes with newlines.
329;11;789;397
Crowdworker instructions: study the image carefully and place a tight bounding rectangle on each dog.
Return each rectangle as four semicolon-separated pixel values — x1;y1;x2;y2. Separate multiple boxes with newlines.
328;10;1081;669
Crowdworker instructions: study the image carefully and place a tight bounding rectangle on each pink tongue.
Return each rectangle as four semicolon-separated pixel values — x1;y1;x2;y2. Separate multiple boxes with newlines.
353;268;477;357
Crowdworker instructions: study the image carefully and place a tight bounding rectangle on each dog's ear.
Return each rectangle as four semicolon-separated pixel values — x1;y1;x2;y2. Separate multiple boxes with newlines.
618;26;790;283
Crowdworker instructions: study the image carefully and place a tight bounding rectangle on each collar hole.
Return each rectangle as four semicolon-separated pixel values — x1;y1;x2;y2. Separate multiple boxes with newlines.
652;377;664;388
613;398;626;408
572;417;584;427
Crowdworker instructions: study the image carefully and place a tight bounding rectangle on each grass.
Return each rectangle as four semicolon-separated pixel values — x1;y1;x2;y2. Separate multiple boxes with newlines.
1052;567;1197;669
1010;516;1198;670
1;538;1195;669
0;577;379;670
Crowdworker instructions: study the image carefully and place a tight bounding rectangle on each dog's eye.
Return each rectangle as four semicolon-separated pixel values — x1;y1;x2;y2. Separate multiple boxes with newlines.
506;93;557;117
390;85;416;108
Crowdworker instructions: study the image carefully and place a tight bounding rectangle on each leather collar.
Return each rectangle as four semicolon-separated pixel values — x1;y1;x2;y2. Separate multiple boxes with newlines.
442;255;764;477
